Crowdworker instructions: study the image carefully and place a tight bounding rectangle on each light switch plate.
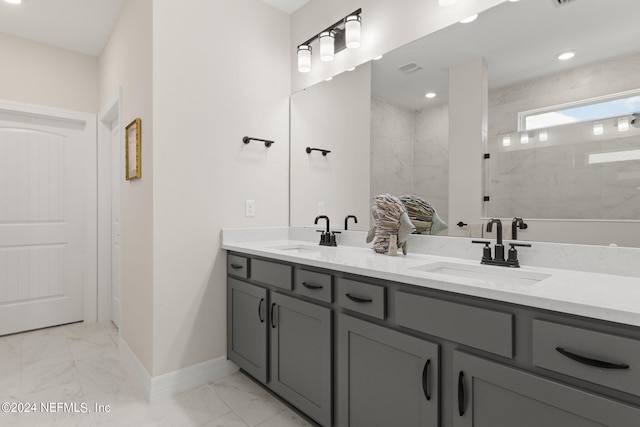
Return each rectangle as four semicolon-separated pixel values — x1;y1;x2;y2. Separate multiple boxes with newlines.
245;199;255;217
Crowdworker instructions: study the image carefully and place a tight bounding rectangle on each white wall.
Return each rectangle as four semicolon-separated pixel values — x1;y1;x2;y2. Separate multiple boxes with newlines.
0;33;98;113
290;64;371;231
290;0;503;92
99;0;154;374
152;0;290;376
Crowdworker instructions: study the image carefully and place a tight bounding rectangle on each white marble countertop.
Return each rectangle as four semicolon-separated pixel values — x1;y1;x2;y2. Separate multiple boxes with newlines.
222;235;640;328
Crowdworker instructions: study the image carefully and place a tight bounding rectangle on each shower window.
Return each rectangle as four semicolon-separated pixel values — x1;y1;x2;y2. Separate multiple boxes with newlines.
518;89;640;131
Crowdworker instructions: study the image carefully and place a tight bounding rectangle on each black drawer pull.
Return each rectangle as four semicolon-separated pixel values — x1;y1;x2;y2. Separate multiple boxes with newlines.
346;293;373;303
270;303;277;329
302;282;323;290
422;359;431;401
556;347;630;370
458;371;466;416
258;298;264;323
230;263;244;270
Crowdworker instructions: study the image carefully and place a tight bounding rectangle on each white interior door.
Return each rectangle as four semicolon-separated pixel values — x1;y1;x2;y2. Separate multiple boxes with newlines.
0;108;94;336
111;122;122;328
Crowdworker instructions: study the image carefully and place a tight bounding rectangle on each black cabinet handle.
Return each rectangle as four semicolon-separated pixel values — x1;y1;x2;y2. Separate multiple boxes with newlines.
258;298;264;323
346;293;373;303
230;263;244;270
458;371;466;416
270;303;277;328
302;282;323;290
422;359;431;401
556;347;630;370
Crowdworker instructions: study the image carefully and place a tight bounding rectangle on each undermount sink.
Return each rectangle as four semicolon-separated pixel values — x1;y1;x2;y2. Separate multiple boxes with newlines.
269;244;325;254
411;262;551;286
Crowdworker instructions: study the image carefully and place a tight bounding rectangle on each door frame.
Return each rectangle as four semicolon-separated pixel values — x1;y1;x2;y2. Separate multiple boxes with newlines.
97;89;123;324
0;98;98;324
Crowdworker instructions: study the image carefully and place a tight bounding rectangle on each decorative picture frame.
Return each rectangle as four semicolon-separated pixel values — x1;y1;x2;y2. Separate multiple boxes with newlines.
125;118;141;180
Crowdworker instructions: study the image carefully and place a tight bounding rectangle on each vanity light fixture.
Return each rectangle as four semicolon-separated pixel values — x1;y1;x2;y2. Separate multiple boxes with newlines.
520;132;530;144
296;9;362;73
538;129;548;142
593;121;604;136
502;135;511;147
425;92;437;99
557;51;575;61
460;14;478;24
438;0;458;6
618;117;630;132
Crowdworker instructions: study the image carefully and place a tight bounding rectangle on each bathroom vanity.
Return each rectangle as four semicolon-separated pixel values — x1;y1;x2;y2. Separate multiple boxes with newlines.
223;230;640;427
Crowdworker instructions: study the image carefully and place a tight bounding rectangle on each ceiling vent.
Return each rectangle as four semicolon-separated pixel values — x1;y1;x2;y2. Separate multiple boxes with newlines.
398;63;423;74
551;0;577;7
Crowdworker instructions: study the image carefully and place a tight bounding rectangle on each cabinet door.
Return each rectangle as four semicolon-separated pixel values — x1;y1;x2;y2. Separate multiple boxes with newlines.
338;314;439;427
453;350;640;427
227;278;268;383
270;292;332;426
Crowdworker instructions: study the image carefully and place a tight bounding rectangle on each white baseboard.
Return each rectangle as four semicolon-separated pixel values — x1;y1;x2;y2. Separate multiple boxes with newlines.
118;338;239;402
149;355;239;402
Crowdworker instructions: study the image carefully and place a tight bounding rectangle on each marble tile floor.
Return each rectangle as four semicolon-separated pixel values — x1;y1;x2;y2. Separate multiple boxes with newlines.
0;322;314;427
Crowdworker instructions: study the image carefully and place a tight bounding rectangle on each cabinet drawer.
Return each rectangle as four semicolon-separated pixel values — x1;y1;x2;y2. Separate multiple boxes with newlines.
532;319;640;397
252;259;292;290
295;270;332;303
228;254;249;279
395;292;513;358
337;278;385;320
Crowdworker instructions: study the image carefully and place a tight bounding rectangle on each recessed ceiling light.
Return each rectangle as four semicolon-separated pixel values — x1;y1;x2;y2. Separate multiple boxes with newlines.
425;92;437;99
372;55;384;60
439;0;458;6
460;14;478;24
557;51;575;60
4;0;23;4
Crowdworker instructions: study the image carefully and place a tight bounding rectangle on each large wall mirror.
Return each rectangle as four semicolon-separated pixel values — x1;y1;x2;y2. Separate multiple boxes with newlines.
291;0;640;247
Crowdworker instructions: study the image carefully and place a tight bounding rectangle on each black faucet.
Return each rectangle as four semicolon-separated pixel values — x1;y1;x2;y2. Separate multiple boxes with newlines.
472;218;531;268
512;217;528;240
486;218;505;262
315;215;337;246
345;215;358;230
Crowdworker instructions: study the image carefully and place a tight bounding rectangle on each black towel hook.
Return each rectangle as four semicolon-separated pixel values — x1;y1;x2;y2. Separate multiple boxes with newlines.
243;136;274;147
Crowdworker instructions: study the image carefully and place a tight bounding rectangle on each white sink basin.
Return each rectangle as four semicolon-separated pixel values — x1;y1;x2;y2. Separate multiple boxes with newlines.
269;244;326;254
411;262;551;286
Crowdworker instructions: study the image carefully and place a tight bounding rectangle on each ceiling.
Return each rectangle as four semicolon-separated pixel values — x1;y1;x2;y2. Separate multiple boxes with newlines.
0;0;306;57
372;0;640;111
0;0;126;56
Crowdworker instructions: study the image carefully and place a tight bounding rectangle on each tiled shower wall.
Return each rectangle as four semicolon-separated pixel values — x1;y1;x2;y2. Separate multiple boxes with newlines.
370;96;449;222
487;51;640;219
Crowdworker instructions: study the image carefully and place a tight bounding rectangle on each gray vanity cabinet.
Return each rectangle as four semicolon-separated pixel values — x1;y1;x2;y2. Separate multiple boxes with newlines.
453;350;640;427
227;277;268;383
338;313;439;427
270;292;332;427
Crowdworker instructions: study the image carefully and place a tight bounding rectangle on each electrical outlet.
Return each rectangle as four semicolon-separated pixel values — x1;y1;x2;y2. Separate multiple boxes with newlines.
318;201;326;215
245;200;255;217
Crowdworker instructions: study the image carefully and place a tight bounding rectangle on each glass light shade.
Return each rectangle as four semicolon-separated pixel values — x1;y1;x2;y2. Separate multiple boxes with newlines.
345;15;361;49
502;135;511;147
520;132;529;144
297;45;311;73
618;117;629;132
319;31;335;62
